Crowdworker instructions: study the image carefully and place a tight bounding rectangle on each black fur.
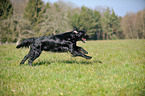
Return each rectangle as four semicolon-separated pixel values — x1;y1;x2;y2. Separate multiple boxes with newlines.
16;28;92;65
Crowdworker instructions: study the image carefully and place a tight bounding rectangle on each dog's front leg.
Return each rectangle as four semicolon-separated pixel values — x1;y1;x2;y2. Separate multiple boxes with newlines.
64;41;74;53
78;52;92;59
72;50;92;59
75;46;88;54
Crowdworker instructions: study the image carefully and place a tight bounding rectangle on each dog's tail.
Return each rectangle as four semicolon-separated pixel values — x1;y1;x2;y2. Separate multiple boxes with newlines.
16;38;35;49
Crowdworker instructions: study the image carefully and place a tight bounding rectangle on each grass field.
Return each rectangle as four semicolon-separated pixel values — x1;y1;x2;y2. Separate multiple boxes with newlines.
0;40;145;96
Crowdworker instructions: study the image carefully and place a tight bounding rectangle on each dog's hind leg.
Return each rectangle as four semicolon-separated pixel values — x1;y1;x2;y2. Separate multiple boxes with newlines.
20;45;36;65
28;51;41;66
20;54;29;65
28;43;42;66
20;47;33;65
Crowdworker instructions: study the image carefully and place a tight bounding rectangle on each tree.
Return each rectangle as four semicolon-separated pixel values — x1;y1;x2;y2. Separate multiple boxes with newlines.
121;12;137;39
135;9;145;39
12;0;27;16
71;6;101;39
0;0;13;20
121;9;145;39
101;7;121;39
109;10;122;39
39;1;73;36
22;0;46;37
23;0;45;25
0;0;14;43
0;0;35;43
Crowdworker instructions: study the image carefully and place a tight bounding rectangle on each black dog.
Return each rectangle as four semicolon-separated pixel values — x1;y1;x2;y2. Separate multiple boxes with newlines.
16;28;92;65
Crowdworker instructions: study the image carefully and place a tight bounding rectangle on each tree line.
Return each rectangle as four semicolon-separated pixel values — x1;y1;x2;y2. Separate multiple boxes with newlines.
0;0;145;43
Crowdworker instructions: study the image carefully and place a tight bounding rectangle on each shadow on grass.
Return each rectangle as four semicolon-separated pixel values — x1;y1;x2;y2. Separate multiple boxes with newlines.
33;61;51;66
62;60;102;65
32;59;102;66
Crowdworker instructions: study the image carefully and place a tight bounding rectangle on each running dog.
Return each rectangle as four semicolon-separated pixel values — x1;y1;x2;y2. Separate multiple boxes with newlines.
16;28;92;65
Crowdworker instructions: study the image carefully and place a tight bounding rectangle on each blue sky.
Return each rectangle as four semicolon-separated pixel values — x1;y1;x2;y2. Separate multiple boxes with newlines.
43;0;145;17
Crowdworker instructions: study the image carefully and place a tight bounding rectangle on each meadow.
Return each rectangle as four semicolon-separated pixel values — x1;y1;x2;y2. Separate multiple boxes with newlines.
0;40;144;96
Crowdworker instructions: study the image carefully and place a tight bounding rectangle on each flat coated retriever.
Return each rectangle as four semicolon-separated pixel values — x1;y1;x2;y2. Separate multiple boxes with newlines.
16;28;92;65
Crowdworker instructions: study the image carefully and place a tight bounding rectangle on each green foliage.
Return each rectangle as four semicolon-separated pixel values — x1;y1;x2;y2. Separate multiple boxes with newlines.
0;19;17;43
0;0;13;20
22;0;47;37
39;1;73;36
0;40;144;95
0;17;32;43
71;7;121;40
0;0;144;43
71;6;101;37
101;7;121;39
23;0;45;25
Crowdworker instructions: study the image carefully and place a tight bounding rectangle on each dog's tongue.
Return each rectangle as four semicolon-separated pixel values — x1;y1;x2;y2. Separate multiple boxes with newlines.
82;38;86;43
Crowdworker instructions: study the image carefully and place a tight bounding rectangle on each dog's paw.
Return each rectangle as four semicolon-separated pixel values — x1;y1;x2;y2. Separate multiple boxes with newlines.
83;51;88;54
86;56;92;59
81;49;88;54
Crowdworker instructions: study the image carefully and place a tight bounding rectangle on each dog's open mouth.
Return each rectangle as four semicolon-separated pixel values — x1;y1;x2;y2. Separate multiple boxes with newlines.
82;38;86;43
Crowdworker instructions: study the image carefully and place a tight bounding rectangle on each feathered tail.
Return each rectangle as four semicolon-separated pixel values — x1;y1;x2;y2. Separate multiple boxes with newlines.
16;38;35;48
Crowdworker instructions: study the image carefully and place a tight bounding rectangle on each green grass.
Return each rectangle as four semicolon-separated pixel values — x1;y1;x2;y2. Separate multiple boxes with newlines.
0;40;145;96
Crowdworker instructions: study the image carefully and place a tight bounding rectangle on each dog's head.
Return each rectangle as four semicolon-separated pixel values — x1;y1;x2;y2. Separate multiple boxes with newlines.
73;28;90;43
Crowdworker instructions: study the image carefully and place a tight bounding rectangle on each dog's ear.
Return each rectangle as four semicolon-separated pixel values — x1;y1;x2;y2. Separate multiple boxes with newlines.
73;27;79;33
73;30;78;33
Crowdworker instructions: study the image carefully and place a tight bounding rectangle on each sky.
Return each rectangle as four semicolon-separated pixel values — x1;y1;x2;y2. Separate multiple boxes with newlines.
43;0;145;17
